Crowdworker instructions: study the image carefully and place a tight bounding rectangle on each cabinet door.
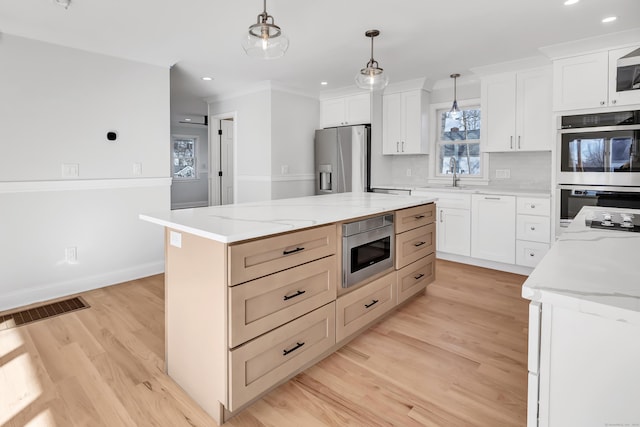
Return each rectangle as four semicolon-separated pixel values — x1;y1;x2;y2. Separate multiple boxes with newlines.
320;98;346;128
608;45;640;107
552;52;608;111
382;93;402;154
401;90;422;154
437;207;471;256
482;73;517;152
471;195;516;264
345;93;371;125
517;68;552;151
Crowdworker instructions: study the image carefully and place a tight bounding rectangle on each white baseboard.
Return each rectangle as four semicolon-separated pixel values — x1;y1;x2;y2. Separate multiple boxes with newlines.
436;252;534;276
0;260;165;312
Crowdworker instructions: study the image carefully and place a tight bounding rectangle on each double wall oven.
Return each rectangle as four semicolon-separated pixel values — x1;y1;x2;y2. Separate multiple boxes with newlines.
557;109;640;231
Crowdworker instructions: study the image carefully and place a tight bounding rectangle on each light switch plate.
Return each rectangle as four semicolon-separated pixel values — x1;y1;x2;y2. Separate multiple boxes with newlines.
62;163;79;178
133;163;142;176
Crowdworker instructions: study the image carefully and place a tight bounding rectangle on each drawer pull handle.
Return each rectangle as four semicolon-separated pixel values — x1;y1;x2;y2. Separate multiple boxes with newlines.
283;247;305;255
283;290;306;301
414;273;425;280
414;241;426;247
440;210;443;223
283;341;305;356
414;215;425;220
484;197;501;200
364;299;379;309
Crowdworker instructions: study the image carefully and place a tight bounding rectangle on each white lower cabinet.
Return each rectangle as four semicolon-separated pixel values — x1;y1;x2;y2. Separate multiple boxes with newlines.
471;194;516;264
516;197;551;268
438;208;471;256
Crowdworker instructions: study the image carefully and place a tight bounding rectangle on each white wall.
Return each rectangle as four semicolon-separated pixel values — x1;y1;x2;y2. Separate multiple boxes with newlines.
0;34;170;311
270;89;318;199
208;84;319;203
170;124;209;209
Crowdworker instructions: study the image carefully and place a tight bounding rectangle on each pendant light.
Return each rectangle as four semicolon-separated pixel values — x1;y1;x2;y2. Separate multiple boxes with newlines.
241;0;289;59
449;73;461;115
355;30;389;91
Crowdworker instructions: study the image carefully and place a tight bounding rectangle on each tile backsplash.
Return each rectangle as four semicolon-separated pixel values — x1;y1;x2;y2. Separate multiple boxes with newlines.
488;151;552;190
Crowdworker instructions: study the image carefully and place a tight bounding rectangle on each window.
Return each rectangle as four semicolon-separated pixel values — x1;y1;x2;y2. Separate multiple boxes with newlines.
436;107;481;177
172;136;197;179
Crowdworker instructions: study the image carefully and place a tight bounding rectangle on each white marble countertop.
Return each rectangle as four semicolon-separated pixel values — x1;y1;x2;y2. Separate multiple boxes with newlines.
522;206;640;324
373;184;551;198
140;192;436;243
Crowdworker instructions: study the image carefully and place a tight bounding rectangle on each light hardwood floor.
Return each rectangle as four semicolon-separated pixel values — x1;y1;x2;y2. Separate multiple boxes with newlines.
0;260;529;426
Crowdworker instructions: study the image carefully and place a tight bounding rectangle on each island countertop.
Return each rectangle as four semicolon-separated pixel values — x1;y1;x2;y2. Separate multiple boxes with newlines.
140;192;436;243
521;206;640;324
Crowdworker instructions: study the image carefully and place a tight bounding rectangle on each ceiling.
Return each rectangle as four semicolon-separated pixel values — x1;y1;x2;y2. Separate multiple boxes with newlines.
1;0;639;123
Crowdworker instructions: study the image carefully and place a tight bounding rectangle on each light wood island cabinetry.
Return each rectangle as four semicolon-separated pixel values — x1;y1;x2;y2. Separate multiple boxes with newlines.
151;196;436;425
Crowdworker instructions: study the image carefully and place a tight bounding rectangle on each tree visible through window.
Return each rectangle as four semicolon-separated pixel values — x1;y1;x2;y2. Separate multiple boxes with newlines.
172;136;197;179
437;107;481;177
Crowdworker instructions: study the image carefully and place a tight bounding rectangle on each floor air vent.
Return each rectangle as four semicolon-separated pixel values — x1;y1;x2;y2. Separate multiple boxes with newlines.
0;297;89;331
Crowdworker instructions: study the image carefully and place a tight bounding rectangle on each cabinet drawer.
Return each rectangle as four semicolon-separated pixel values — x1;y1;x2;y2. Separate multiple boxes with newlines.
395;203;435;233
516;240;550;268
517;197;550;216
397;253;435;304
336;272;397;342
229;225;336;285
395;222;435;269
517;214;551;243
229;302;335;411
229;256;337;348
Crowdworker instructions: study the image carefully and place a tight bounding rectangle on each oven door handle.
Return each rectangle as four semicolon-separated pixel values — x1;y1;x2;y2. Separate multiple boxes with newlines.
559;124;640;133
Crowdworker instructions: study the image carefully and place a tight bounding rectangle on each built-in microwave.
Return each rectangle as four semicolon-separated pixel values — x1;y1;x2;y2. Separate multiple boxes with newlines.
342;214;394;288
558;110;640;187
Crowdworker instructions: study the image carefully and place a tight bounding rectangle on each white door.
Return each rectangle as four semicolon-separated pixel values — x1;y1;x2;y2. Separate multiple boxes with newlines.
209;117;234;206
221;119;234;205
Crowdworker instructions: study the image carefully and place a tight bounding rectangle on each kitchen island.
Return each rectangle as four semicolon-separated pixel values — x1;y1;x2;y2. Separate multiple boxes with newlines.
140;192;437;425
522;206;640;427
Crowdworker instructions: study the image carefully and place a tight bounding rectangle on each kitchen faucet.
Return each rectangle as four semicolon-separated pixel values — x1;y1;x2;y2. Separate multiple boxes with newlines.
449;157;460;187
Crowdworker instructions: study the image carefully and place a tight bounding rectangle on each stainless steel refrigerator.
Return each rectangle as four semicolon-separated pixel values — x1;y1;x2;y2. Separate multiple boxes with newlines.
314;125;371;195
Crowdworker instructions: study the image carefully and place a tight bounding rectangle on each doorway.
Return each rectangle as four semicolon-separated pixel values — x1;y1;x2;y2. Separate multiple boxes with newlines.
209;114;235;206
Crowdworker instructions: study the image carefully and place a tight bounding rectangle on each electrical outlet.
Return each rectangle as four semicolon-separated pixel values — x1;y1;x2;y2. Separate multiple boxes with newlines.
281;165;289;174
62;163;79;178
65;247;77;264
495;169;511;179
406;168;412;177
133;163;142;176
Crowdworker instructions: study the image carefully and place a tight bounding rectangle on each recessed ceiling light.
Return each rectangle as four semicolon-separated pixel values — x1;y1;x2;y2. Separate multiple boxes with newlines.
184;118;192;122
321;81;328;86
602;16;617;23
563;0;579;5
201;77;213;81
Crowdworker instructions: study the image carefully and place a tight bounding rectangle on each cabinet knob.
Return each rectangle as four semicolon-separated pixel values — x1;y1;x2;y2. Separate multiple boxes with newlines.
612;100;617;105
530;226;536;231
529;252;535;257
600;101;606;106
531;204;536;209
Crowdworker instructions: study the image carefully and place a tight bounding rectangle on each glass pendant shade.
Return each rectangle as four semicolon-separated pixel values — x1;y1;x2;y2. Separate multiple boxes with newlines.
242;0;289;59
449;73;461;115
355;30;389;91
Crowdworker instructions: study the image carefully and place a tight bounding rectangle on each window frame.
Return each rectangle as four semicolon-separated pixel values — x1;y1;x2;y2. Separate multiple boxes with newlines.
427;99;489;185
171;134;198;180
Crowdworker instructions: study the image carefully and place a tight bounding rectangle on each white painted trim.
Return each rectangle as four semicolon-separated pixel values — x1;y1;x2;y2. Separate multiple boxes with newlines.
538;28;640;60
271;174;315;182
0;177;171;194
206;80;318;103
437;252;533;276
0;260;165;312
470;56;551;77
235;174;315;183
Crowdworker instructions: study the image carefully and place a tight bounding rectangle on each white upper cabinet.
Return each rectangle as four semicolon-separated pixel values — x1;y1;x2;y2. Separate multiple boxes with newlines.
481;68;552;152
320;93;371;128
553;45;640;111
382;89;429;155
